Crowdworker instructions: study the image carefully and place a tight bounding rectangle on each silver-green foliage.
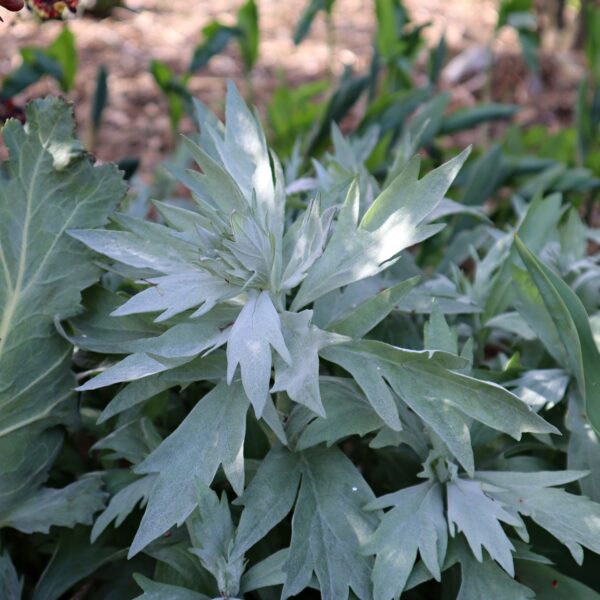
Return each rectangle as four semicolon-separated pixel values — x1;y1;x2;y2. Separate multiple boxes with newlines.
29;85;600;599
0;98;125;536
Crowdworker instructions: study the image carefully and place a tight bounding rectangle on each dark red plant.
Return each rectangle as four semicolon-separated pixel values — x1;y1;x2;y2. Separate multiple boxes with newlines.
0;99;26;123
28;0;78;19
0;0;24;19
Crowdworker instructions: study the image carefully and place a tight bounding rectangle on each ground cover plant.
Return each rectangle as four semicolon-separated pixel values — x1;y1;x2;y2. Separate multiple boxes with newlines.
1;77;600;598
2;1;600;599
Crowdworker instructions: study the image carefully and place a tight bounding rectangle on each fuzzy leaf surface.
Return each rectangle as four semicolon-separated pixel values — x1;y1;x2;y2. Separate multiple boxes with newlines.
235;445;378;600
292;150;469;310
226;290;290;415
364;481;447;599
0;98;125;523
130;381;248;557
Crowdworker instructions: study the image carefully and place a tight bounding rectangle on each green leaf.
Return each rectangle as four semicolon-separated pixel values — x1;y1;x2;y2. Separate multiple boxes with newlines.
515;561;600;600
514;237;600;434
293;0;331;45
0;474;106;534
213;82;281;235
150;60;190;131
187;484;244;597
237;0;259;72
512;262;583;381
91;475;155;542
477;470;600;564
0;552;22;600
240;549;288;593
33;527;122;600
178;135;247;218
235;445;378;599
447;477;520;575
320;340;405;432
223;210;277;289
133;575;210;600
280;198;335;292
77;353;192;392
0;97;124;524
91;65;108;135
374;0;411;60
322;340;556;473
114;272;237;322
484;312;537;341
234;445;302;556
46;27;77;92
292;149;469;310
282;446;378;599
567;395;600;502
97;354;226;423
0;50;56;101
0;27;77;100
459;144;504;207
364;481;447;599
429;33;446;84
289;377;386;450
509;368;569;410
190;22;239;73
267;80;328;155
406;93;449;147
439;104;519;135
272;311;347;417
328;276;419;338
483;192;564;320
69;217;200;276
144;541;215;592
91;418;161;465
424;306;458;355
227;290;290;416
78;310;234;391
458;551;534;600
129;381;249;557
60;286;164;354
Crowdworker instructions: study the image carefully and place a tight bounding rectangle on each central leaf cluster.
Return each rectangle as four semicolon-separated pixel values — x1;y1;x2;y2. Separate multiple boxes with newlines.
71;83;468;419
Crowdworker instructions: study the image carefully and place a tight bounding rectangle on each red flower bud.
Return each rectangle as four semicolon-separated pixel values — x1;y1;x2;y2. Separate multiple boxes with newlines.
0;0;25;12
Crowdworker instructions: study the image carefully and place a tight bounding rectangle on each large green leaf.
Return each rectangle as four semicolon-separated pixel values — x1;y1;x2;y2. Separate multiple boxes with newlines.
0;98;125;526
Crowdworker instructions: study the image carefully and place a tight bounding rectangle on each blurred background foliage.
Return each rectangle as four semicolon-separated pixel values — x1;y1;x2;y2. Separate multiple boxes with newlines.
1;0;599;200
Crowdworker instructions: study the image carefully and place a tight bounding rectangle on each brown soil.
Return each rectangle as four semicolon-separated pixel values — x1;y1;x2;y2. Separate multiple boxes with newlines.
0;0;587;177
